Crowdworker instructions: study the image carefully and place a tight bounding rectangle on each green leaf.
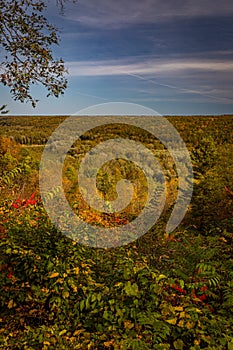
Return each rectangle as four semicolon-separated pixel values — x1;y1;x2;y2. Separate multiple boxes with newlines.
124;281;139;297
173;339;184;350
80;300;85;312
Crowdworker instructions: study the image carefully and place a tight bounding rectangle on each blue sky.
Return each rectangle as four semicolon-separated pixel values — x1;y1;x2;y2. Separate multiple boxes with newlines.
1;0;233;115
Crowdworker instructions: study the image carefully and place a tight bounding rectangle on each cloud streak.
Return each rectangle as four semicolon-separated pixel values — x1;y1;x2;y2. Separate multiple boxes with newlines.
67;58;233;77
66;57;233;105
66;0;233;28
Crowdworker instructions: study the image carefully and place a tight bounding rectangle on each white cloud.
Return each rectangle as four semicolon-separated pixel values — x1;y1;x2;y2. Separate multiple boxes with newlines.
65;0;233;28
66;57;233;105
67;58;233;77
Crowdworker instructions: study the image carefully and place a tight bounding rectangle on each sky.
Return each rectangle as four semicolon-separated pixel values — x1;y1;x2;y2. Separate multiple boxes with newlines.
1;0;233;115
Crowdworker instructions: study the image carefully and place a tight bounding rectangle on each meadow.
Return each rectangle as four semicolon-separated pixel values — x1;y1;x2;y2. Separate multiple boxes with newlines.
0;115;233;349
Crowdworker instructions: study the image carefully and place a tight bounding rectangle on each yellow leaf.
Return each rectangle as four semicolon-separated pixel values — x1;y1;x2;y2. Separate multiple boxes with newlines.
73;329;85;337
43;341;51;346
62;291;70;299
104;340;115;347
59;329;67;336
158;274;167;281
69;337;76;343
180;312;186;318
174;306;183;312
72;285;78;293
166;318;177;325
74;267;80;275
29;220;37;227
114;282;122;287
8;299;15;309
194;178;201;184
195;308;202;314
29;309;38;315
49;272;59;278
186;321;194;329
178;319;184;327
124;321;134;329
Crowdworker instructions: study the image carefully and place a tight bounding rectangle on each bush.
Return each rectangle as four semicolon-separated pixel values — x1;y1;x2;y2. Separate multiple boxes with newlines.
0;202;233;349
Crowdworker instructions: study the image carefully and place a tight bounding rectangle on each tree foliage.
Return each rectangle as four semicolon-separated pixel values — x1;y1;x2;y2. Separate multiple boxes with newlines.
0;104;8;114
0;115;232;349
0;0;73;107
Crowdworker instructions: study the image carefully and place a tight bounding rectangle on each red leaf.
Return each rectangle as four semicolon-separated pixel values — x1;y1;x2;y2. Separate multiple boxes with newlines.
12;203;19;209
29;192;36;199
7;267;14;279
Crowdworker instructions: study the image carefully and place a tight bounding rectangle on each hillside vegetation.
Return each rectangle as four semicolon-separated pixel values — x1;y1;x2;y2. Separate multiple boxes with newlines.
0;115;232;349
